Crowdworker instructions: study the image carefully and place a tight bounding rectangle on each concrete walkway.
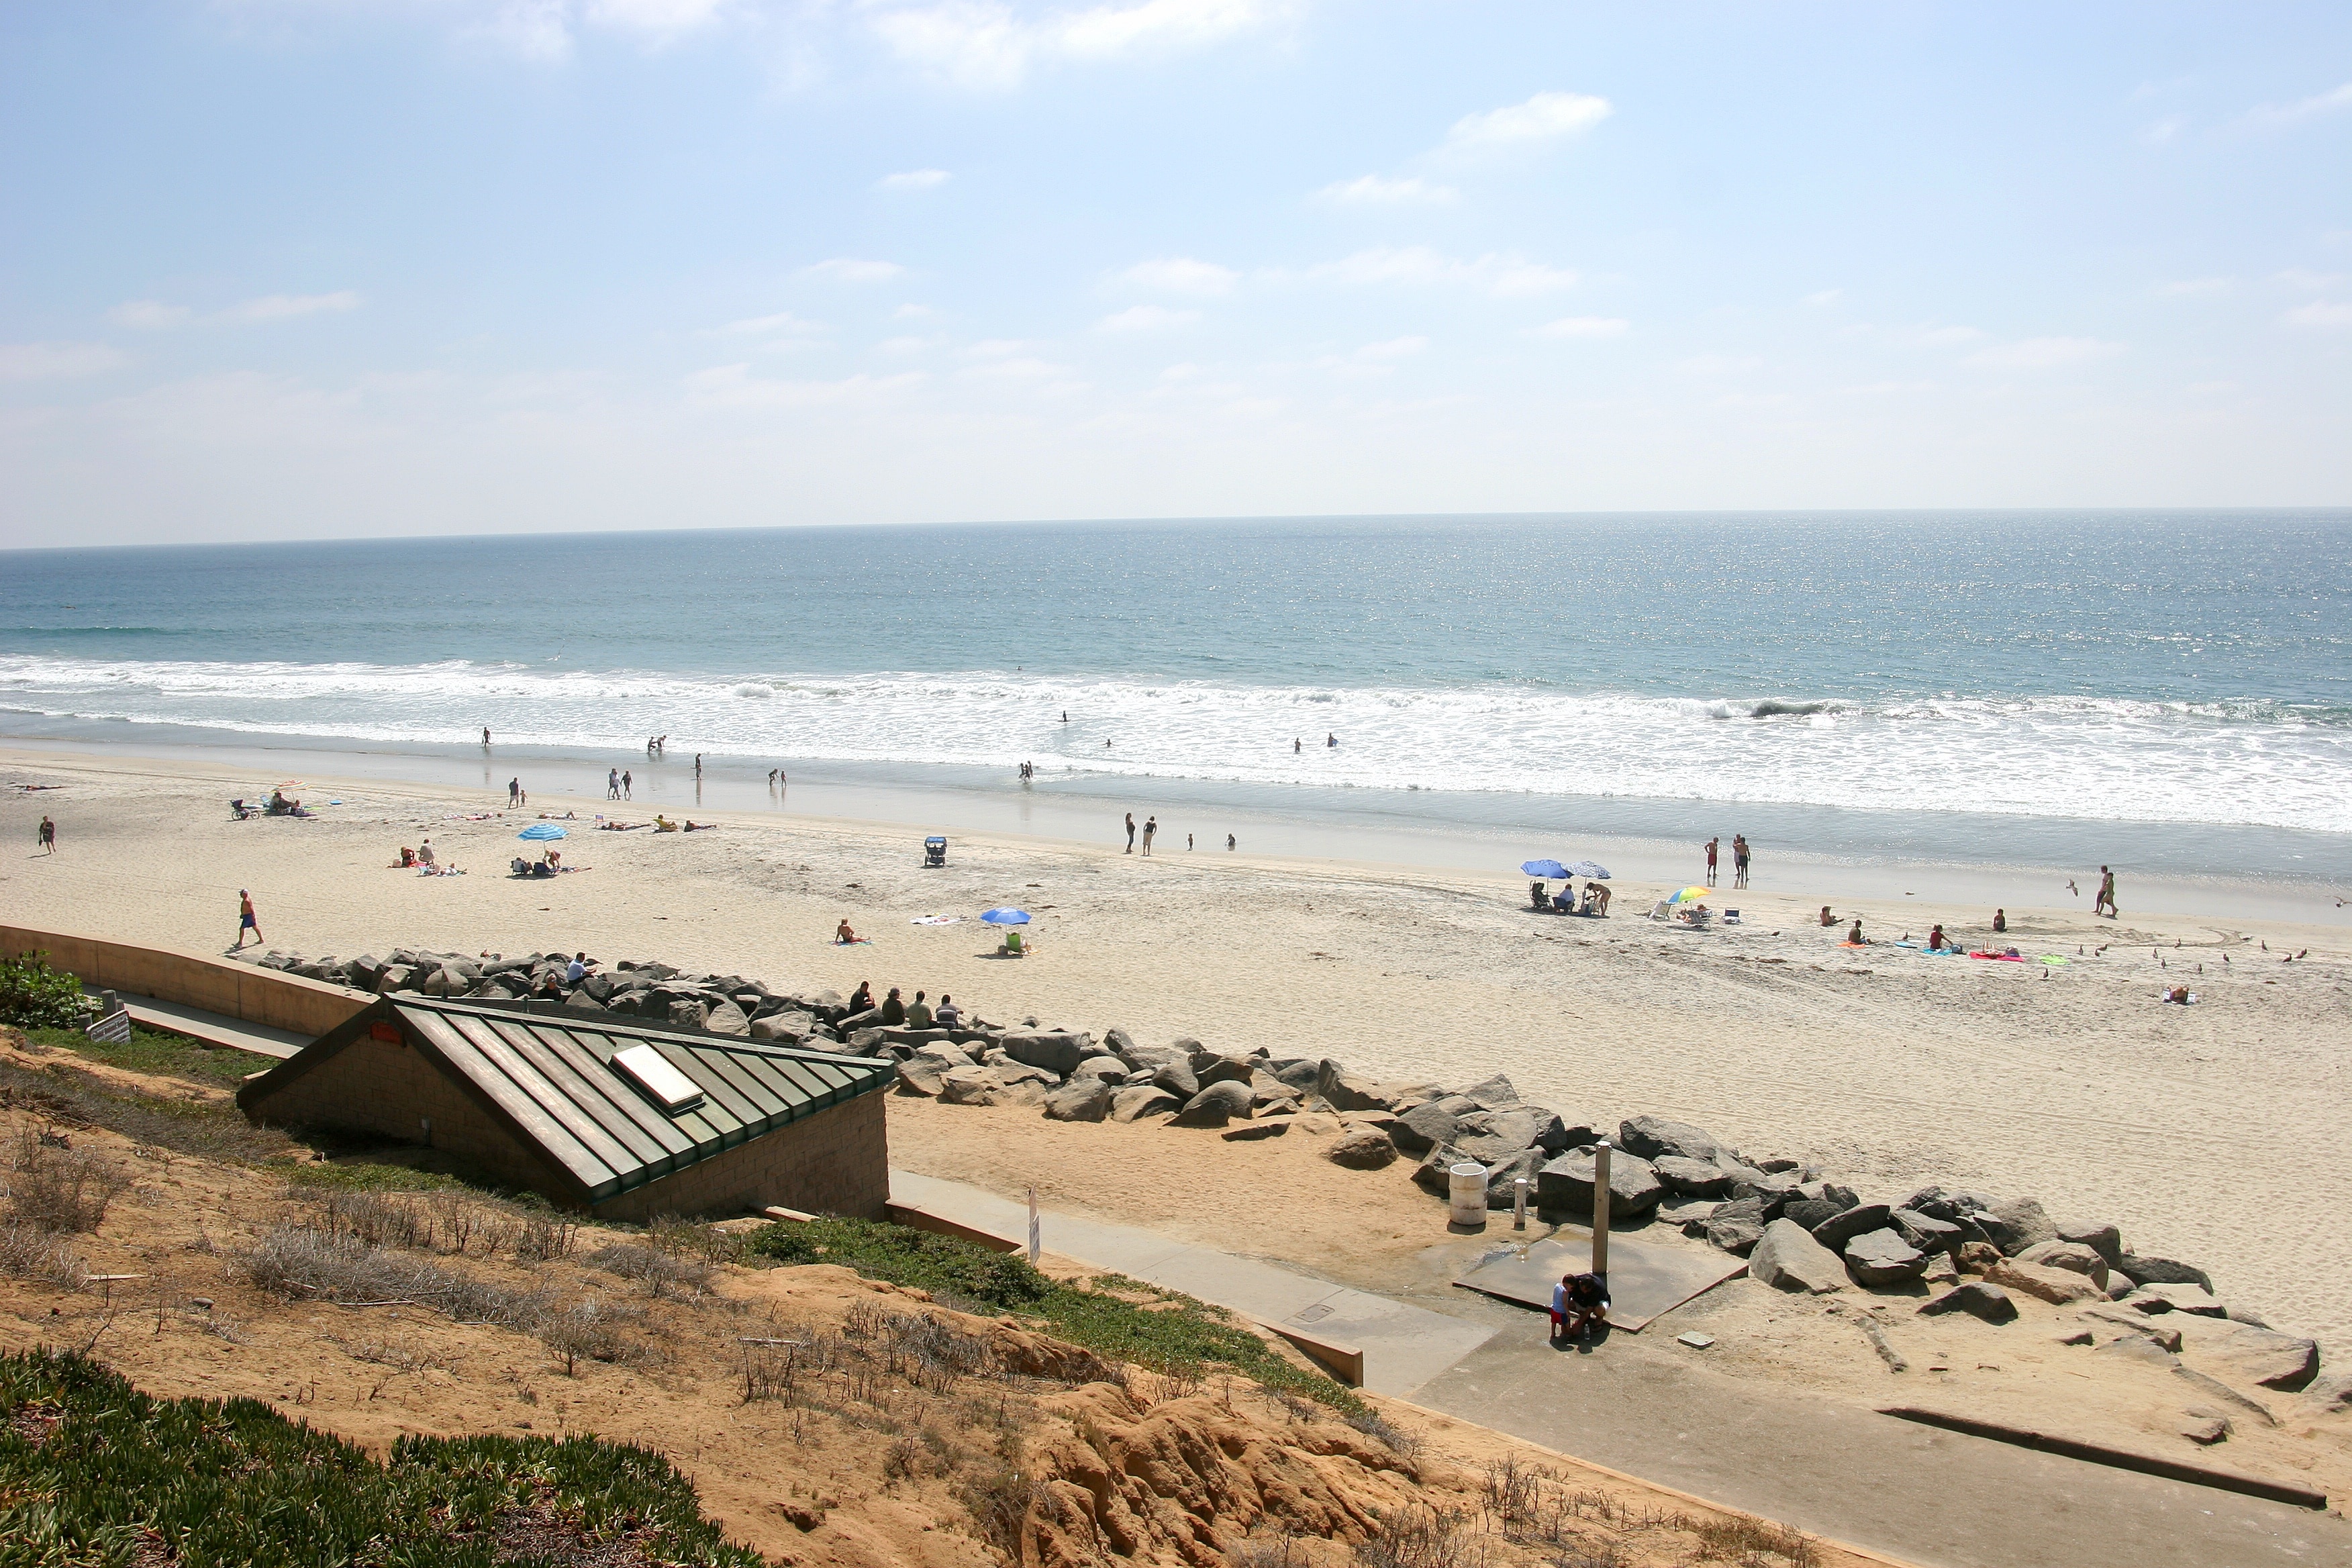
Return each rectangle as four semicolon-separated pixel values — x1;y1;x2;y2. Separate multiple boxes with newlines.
102;991;308;1059
1413;1325;2350;1568
888;1171;1496;1397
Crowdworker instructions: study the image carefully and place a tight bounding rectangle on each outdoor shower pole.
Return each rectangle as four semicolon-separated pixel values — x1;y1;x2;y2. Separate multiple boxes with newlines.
1591;1140;1612;1277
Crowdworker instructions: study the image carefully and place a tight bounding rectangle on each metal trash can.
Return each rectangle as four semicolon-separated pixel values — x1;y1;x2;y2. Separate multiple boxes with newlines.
1449;1161;1489;1227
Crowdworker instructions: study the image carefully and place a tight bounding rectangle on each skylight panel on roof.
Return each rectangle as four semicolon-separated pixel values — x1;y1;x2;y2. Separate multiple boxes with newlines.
614;1044;704;1115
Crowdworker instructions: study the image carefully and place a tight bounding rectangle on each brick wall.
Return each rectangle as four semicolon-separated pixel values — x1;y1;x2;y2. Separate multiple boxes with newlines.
594;1089;890;1223
247;1030;891;1221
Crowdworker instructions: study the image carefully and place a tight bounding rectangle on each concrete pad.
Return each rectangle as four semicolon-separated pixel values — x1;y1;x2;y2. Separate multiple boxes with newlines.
889;1170;1496;1397
103;991;309;1059
1454;1229;1747;1331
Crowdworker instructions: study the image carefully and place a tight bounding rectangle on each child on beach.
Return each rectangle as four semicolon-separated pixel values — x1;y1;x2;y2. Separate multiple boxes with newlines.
1551;1272;1608;1341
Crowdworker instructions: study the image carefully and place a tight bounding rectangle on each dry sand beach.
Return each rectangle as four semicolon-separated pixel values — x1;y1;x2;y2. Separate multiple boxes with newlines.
6;743;2348;1368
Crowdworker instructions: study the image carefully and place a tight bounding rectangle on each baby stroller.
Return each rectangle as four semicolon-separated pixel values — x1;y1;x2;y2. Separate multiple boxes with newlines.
922;836;947;868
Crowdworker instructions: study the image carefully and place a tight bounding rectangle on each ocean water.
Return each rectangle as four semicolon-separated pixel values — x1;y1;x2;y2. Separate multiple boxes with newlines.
3;512;2347;879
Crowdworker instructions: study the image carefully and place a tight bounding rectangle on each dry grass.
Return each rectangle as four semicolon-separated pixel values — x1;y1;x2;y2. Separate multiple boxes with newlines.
3;1126;130;1234
0;1222;87;1291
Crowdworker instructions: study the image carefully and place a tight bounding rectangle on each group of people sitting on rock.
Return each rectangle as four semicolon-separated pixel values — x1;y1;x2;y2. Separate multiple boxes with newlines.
848;981;963;1030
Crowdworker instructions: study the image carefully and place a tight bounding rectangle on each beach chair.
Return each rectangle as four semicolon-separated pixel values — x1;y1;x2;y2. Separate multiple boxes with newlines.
1647;900;1671;922
999;930;1028;957
923;836;947;867
1723;910;1741;925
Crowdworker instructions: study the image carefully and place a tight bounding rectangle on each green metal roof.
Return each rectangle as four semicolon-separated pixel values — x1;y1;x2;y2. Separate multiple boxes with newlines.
243;994;893;1205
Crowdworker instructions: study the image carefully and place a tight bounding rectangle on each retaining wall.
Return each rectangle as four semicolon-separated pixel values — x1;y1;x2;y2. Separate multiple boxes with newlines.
0;924;373;1039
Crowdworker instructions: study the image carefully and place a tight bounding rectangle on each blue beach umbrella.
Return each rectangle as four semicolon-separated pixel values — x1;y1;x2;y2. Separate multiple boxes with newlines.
1520;860;1569;879
518;823;569;841
980;908;1031;926
1563;861;1611;879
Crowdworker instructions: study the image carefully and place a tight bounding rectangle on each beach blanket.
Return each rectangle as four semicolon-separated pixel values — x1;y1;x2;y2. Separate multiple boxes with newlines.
2039;955;2069;965
910;915;963;926
2160;990;2200;1005
1968;950;2024;961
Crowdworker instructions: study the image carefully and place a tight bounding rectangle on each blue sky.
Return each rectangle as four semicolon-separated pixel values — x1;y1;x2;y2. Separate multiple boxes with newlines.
2;1;2348;544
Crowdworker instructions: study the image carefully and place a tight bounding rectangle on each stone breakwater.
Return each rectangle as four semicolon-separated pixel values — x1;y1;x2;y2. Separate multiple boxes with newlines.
228;944;2336;1410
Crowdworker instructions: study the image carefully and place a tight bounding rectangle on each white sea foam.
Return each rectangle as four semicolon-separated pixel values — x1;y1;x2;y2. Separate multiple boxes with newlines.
2;654;2346;833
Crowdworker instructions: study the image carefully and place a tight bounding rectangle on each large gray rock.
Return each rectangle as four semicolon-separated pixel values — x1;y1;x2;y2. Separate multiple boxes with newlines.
990;1061;1057;1089
2123;1283;2229;1317
1843;1228;1928;1288
2175;1318;2320;1391
2018;1240;2110;1291
1889;1208;1967;1256
1459;1073;1522;1110
1749;1219;1847;1294
1985;1259;2102;1306
420;965;464;997
1000;1032;1092;1078
1705;1200;1767;1257
1269;1059;1322;1095
1780;1198;1844;1233
1920;1282;2018;1324
2055;1219;2124;1266
1042;1079;1115;1123
1069;1057;1128;1085
1651;1156;1735;1199
1150;1061;1200;1101
1480;1148;1547;1207
702;1000;752;1036
1811;1203;1895;1253
1535;1148;1663;1220
2116;1254;2212;1291
1391;1097;1473;1155
1617;1116;1728;1165
1979;1196;2057;1255
2297;1373;2352;1420
1905;1186;1995;1225
1110;1085;1180;1123
1171;1080;1255;1128
937;1066;1003;1107
895;1048;966;1096
562;989;605;1013
1451;1108;1552;1166
1326;1129;1398;1169
374;965;416;994
1191;1051;1255;1088
1316;1061;1403;1112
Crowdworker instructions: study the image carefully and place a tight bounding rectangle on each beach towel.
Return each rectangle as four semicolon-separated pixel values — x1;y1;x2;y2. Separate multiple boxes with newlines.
2039;955;2069;965
1968;950;2024;961
910;915;963;926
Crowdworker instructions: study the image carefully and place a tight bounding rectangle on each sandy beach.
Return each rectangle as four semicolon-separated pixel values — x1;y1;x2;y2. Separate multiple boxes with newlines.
5;741;2349;1371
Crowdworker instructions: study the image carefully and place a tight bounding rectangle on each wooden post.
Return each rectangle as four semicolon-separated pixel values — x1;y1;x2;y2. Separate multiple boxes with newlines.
1591;1140;1612;1277
1026;1187;1040;1265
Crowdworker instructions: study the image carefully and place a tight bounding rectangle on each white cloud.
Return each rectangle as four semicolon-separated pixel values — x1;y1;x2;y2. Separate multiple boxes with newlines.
2141;115;2187;146
1963;336;2124;369
2247;81;2352;125
589;0;734;33
1440;90;1612;154
1315;175;1457;205
0;342;127;380
1116;256;1239;296
109;300;193;330
1534;316;1628;338
1802;289;1841;307
462;0;733;60
2284;302;2352;329
1304;246;1577;297
229;291;362;322
709;310;825;337
876;334;944;354
2275;268;2345;291
877;168;952;191
869;0;1282;89
1095;305;1201;333
2151;277;2232;298
800;258;908;283
684;364;924;408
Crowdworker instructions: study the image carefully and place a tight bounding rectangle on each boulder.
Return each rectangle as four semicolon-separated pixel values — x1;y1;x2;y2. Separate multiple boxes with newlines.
2296;1373;2352;1420
1102;1026;1137;1058
1270;1059;1322;1095
1979;1196;2057;1255
1001;1032;1093;1078
1316;1061;1402;1113
667;999;707;1030
750;1012;814;1042
1651;1156;1735;1199
895;1050;965;1096
991;1063;1056;1089
374;965;416;994
1412;1143;1473;1194
1190;1052;1255;1088
1246;1074;1298;1109
1706;1211;1766;1257
562;989;605;1012
1391;1097;1473;1155
2123;1283;2229;1318
1042;1079;1115;1123
348;954;386;988
1110;1086;1181;1123
1151;1062;1201;1101
1780;1198;1845;1233
1535;1148;1663;1220
1749;1219;1847;1294
1921;1253;1959;1286
2175;1318;2319;1392
1811;1203;1895;1253
1889;1209;1967;1256
420;966;464;997
1221;1119;1289;1142
1796;1181;1859;1212
1480;1148;1547;1208
1919;1282;2018;1324
2116;1254;2213;1292
2055;1220;2124;1267
1729;1169;1802;1206
1985;1259;2102;1305
1326;1130;1398;1170
1170;1081;1255;1128
1071;1057;1128;1085
937;1066;1003;1107
1458;1073;1522;1110
2017;1240;2110;1291
1843;1228;1928;1288
1659;1199;1720;1232
2176;1413;2231;1446
702;1000;752;1037
1450;1108;1551;1167
1904;1186;1995;1225
1616;1115;1728;1165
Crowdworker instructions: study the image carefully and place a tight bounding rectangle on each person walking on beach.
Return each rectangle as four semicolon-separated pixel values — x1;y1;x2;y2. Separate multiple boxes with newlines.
1295;738;1302;754
37;816;56;854
481;727;491;747
2094;865;2118;919
607;769;620;800
1732;834;1751;889
694;754;703;779
1704;837;1720;887
621;769;632;799
1226;832;1236;850
507;777;520;806
1124;813;1136;853
1141;816;1157;856
233;889;262;949
1187;832;1193;850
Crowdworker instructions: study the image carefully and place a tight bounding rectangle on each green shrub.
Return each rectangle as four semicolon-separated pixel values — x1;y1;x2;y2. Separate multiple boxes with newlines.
281;1160;461;1192
0;1349;763;1566
0;950;86;1031
744;1218;1364;1414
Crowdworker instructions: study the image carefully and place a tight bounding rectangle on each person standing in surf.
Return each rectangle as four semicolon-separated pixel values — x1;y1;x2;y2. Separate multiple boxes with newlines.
1732;834;1751;889
2094;865;2118;919
1142;816;1157;856
1704;837;1720;887
1124;812;1136;853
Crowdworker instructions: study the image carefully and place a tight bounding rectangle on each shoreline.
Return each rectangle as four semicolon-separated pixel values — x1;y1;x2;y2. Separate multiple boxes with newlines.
6;733;2346;928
